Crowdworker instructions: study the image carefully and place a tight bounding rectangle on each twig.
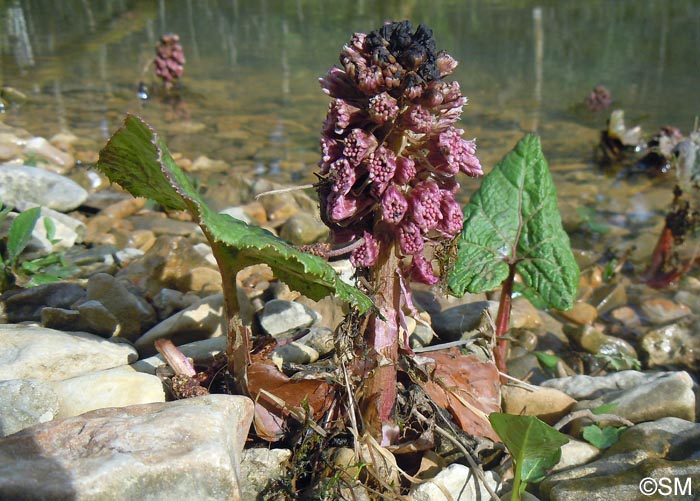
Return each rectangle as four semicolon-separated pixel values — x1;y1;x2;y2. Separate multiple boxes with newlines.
254;184;315;199
154;339;196;376
413;338;478;353
414;409;500;501
553;408;635;431
497;372;540;392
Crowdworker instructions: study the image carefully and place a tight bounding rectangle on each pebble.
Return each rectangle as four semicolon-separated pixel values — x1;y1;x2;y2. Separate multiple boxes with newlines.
550;371;695;424
409;464;500;501
0;165;87;211
239;448;292;500
554;301;598;325
116;235;215;297
590;282;628;315
639;297;691;325
259;299;320;338
640;321;700;370
33;207;86;252
0;324;137;382
0;395;254;499
297;327;335;356
431;301;498;342
150;288;196;320
271;342;320;368
0;379;59;437
0;281;85;323
608;306;641;328
189;155;229;172
175;266;223;294
129;214;202;238
135;294;225;357
552;439;600;473
541;418;700;500
85;273;157;340
21;137;75;172
50;366;165;419
131;336;227;375
501;384;576;424
279;211;329;244
219;206;253;224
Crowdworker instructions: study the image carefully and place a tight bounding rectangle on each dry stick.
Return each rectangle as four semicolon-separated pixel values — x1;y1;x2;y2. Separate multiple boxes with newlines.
154;339;197;376
254;184;316;199
553;409;634;431
414;409;500;501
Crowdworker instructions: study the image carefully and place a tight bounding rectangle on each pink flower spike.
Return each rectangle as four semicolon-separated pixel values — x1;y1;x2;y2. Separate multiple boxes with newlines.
381;184;408;224
319;67;360;99
350;231;380;268
323;99;362;135
327;193;360;223
329;157;356;195
436;50;458;77
427;126;482;177
409;180;442;232
402;105;433;134
366;146;397;186
358;65;385;95
343;128;377;166
394;156;417;185
397;221;424;255
437;190;464;236
408;253;439;285
368;92;399;124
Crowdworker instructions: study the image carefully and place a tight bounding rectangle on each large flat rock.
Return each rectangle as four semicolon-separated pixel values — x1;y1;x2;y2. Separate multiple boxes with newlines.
0;394;254;500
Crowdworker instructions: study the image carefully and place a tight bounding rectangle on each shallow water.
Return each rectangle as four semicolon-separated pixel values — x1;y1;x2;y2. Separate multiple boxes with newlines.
3;0;700;264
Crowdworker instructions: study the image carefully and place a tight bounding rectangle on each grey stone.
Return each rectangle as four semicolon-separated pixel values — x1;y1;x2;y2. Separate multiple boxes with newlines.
77;299;121;337
279;211;328;244
40;307;87;332
431;301;498;342
0;379;58;437
240;448;292;499
541;370;685;400
0;165;87;211
131;337;227;374
135;294;225;357
0;324;137;382
86;273;157;341
271;342;320;367
571;371;695;423
541;418;700;501
0;281;85;323
410;464;500;501
552;439;600;473
298;327;334;356
50;366;166;419
259;299;319;338
0;395;254;500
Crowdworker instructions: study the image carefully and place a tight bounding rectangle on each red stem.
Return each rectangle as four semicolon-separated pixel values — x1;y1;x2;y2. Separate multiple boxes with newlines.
494;264;515;380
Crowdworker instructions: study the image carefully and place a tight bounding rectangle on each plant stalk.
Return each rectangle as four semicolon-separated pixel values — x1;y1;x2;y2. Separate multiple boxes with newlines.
494;264;515;379
360;238;400;445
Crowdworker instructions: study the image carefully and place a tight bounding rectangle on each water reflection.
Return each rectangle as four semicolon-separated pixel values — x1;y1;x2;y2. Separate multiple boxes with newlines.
2;0;700;259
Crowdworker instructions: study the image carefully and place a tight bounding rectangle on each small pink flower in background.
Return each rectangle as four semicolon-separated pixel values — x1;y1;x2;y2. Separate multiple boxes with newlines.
154;34;185;89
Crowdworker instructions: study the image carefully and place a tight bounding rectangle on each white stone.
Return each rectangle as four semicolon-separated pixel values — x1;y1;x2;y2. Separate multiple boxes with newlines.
0;379;59;437
259;299;319;338
0;395;254;499
50;366;166;419
0;165;86;211
0;324;137;382
410;464;500;501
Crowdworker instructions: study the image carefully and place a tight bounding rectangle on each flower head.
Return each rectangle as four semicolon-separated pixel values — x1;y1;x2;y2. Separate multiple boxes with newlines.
317;20;482;284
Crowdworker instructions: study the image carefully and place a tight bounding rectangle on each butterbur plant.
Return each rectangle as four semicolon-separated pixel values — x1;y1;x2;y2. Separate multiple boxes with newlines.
154;33;185;90
317;20;482;444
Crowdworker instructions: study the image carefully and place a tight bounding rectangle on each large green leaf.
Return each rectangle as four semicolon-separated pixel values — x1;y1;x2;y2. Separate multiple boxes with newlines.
489;413;569;491
97;114;373;313
449;134;579;311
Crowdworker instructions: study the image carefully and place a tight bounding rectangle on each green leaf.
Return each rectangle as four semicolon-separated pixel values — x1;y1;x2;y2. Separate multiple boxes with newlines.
582;424;625;449
7;206;41;266
489;413;569;489
534;351;560;370
591;402;619;415
96;114;373;313
449;134;579;311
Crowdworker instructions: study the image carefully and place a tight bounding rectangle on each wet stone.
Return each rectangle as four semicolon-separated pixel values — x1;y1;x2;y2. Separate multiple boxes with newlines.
640;321;700;370
639;297;691;325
